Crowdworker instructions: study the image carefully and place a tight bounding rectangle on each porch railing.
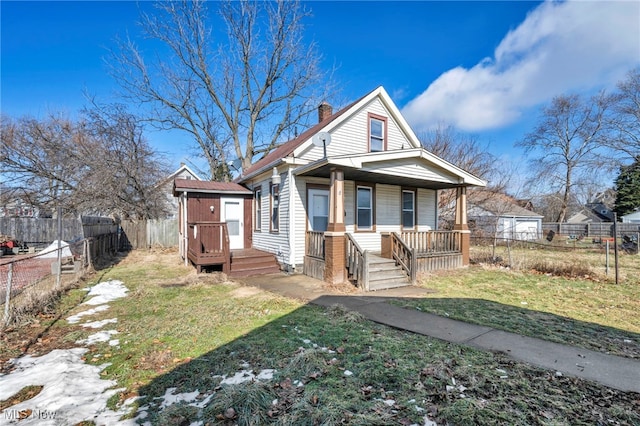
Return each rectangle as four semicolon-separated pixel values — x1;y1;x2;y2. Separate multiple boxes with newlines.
400;230;461;254
346;233;368;290
305;231;325;259
391;232;417;284
187;222;230;272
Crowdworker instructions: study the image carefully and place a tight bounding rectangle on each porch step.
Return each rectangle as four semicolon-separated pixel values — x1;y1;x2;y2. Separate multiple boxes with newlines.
367;255;411;291
229;249;281;278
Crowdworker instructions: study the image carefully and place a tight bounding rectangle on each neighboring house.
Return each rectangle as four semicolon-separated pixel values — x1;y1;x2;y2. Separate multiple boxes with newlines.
621;211;640;224
175;86;486;290
160;164;201;219
566;209;607;224
466;191;543;241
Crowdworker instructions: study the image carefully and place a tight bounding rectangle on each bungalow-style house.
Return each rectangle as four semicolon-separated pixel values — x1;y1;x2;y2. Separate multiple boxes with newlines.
466;191;543;241
174;87;486;290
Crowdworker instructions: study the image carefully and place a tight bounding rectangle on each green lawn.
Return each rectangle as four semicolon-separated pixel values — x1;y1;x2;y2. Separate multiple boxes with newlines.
3;249;639;425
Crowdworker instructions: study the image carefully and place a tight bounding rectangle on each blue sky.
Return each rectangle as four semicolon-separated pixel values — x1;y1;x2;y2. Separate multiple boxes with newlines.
2;1;639;177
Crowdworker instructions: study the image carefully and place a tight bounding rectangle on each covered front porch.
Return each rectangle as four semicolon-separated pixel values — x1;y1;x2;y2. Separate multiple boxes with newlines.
296;149;481;291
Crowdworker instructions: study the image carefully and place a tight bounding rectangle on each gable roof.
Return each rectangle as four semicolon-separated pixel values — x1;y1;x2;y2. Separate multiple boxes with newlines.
238;86;424;182
468;190;543;218
239;96;363;180
173;179;251;196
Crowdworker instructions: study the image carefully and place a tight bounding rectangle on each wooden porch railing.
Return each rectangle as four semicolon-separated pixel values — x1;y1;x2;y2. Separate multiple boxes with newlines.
346;233;368;290
187;222;230;273
305;231;325;259
391;232;417;284
400;230;461;254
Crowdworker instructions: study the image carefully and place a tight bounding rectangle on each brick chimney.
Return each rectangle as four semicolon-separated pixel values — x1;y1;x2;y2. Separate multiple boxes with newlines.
318;102;332;123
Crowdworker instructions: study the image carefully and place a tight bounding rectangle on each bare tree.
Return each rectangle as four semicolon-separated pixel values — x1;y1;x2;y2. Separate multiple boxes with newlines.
419;125;502;224
81;102;172;219
608;68;640;161
0;114;86;214
108;0;329;180
517;92;612;223
1;108;171;219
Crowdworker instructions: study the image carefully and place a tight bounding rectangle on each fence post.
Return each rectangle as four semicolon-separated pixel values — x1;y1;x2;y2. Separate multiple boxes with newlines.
3;263;14;326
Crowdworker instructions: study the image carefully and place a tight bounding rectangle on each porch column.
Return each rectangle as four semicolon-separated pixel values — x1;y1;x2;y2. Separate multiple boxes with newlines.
453;187;471;266
325;168;346;283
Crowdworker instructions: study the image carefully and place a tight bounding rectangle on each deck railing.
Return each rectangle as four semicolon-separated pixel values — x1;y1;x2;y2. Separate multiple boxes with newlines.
345;233;368;290
391;232;417;284
305;231;325;259
187;222;230;272
400;230;461;254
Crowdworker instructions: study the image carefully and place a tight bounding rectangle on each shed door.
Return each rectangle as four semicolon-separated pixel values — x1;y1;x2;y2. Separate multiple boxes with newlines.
221;198;244;249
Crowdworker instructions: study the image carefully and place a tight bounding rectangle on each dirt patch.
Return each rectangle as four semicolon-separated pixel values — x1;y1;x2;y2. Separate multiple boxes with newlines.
229;286;264;298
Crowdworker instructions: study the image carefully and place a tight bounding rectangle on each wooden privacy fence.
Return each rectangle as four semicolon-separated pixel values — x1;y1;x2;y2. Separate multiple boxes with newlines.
542;222;640;238
119;219;179;250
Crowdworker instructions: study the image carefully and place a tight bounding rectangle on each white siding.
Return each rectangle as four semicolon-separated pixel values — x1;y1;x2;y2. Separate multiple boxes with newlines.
363;159;459;185
417;189;437;230
251;171;291;266
294;98;415;162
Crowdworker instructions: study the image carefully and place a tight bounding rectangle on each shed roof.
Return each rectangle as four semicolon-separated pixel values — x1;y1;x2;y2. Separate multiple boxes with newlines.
173;179;252;196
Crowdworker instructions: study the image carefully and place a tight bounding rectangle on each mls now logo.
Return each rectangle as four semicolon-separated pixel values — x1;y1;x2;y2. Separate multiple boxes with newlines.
4;408;58;421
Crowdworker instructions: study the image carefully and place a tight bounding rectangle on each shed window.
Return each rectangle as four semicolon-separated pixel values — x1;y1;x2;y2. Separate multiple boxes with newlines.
270;183;280;233
356;186;373;230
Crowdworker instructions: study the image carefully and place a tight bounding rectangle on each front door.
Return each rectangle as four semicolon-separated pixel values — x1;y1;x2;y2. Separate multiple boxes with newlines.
308;189;329;232
221;198;244;249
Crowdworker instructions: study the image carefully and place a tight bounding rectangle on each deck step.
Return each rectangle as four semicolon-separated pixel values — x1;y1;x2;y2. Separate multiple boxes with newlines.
229;248;280;277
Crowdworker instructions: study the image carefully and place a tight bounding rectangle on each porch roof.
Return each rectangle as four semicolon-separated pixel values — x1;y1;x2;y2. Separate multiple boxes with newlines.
293;148;487;190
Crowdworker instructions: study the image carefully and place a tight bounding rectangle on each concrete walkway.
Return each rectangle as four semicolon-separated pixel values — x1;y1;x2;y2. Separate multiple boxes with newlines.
239;273;640;393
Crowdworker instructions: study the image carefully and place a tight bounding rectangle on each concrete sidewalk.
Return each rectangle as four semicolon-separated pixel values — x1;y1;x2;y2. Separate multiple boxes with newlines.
240;273;640;393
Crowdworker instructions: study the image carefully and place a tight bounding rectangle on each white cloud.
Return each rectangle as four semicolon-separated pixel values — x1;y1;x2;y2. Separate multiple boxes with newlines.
402;1;640;132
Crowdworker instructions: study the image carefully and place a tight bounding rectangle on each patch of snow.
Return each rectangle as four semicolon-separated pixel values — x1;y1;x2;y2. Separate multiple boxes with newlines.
38;240;73;259
157;388;201;410
218;369;276;385
66;305;110;324
109;339;120;347
383;399;395;406
76;330;119;345
84;280;129;306
343;370;353;376
0;348;135;425
82;318;118;329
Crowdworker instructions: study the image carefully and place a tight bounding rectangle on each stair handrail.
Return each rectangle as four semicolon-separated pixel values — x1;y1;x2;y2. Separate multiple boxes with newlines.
345;233;368;291
391;232;417;284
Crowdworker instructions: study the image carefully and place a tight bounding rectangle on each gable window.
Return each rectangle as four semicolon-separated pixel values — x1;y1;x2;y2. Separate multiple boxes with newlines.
402;190;415;229
254;189;262;231
369;114;387;152
270;183;280;233
356;185;374;230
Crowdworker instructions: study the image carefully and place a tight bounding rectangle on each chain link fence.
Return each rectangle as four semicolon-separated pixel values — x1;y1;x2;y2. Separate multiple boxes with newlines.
1;233;117;328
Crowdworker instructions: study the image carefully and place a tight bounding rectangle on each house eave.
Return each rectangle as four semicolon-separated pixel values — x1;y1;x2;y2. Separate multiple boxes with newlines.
293;149;487;189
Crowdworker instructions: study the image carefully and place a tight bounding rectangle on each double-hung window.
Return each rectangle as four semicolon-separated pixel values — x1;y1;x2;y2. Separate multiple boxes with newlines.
356;185;373;230
369;114;386;152
402;190;415;229
254;189;262;231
